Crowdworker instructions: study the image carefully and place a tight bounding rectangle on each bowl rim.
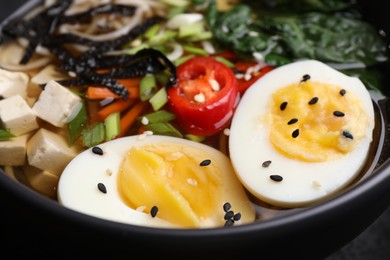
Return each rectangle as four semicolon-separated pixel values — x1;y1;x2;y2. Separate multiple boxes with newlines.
1;0;390;242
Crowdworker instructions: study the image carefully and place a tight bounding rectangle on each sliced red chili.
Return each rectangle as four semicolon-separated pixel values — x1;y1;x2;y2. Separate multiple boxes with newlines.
167;56;239;136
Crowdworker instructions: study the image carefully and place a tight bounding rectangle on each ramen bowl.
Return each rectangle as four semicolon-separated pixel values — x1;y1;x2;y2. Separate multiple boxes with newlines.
1;0;390;259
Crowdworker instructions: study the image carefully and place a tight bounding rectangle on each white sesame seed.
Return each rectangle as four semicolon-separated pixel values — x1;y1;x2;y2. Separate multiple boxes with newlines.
141;116;149;125
312;180;322;188
68;71;77;78
194;93;206;103
187;178;198;186
248;31;259;37
144;130;153;136
235;73;245;79
202;40;216;54
244;73;252;81
106;168;113;176
253;52;264;62
222;25;229;33
223;128;230;136
209;79;220;91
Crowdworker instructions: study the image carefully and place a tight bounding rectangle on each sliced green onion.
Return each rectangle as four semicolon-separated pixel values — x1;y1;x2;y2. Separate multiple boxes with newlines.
149;87;168;111
185;134;206;142
178;21;205;38
67;101;87;145
174;54;195;66
140;110;176;124
126;43;149;55
82;122;105;148
144;24;161;39
148;30;177;46
161;0;189;7
144;122;183;138
167;5;187;19
0;128;14;141
104;112;120;141
182;45;208;56
186;31;213;41
140;74;157;101
213;56;235;68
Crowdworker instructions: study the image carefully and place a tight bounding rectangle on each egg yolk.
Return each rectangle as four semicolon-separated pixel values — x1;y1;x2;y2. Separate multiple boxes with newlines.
269;80;371;162
117;142;222;228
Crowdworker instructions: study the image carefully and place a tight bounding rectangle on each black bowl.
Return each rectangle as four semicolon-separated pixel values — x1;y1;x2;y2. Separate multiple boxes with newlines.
1;1;390;259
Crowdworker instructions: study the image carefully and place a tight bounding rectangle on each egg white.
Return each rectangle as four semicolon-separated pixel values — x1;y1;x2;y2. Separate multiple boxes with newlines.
58;134;255;228
228;59;375;208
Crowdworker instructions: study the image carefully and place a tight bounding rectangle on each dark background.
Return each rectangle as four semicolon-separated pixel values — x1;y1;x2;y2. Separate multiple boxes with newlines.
0;1;389;259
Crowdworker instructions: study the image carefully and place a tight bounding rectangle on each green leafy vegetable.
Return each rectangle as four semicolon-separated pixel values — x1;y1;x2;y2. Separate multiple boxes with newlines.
67;101;87;145
0;128;14;141
82;122;105;148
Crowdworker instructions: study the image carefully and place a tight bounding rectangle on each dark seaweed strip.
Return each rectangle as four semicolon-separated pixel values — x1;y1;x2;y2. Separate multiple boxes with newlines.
10;0;73;64
58;4;136;24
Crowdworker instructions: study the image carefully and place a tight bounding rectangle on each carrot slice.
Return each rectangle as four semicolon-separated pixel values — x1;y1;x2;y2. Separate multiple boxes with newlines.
119;101;148;137
97;98;136;120
87;78;141;100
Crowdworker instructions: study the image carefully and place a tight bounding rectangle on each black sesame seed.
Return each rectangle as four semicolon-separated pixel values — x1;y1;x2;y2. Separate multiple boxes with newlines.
340;89;346;96
92;146;104;155
308;97;319;105
224;211;235;220
200;159;211;166
223;202;231;212
292;129;300;138
150;206;158;217
301;74;311;82
287;118;298;125
233;212;241;221
342;131;354;139
333;111;345;117
97;183;107;194
270;175;283;182
280;101;288;111
262;160;272;168
224;219;235;227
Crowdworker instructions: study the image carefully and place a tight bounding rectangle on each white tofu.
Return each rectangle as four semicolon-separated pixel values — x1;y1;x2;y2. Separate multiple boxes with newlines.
26;128;79;176
23;164;59;199
0;134;30;166
32;80;82;127
0;95;39;136
0;68;29;99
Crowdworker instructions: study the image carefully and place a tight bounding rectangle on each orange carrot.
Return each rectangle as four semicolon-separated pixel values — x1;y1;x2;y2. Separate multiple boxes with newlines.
87;78;141;100
97;98;136;120
119;101;148;137
87;87;119;100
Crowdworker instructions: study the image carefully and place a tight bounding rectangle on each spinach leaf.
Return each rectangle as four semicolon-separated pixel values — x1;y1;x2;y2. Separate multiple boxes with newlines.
243;0;355;13
259;12;388;67
207;2;286;60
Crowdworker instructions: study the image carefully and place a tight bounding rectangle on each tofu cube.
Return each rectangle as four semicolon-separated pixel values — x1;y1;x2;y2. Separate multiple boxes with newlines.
0;134;30;166
32;80;82;127
0;95;39;136
27;128;78;176
0;68;29;99
23;165;59;199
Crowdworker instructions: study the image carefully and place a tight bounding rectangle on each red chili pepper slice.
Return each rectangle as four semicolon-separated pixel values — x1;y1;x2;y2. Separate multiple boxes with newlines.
167;56;239;136
235;62;274;95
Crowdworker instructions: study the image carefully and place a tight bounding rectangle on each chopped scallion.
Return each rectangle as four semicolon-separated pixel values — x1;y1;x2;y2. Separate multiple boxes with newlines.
82;122;105;148
140;74;157;101
67;101;87;145
149;87;168;111
104;112;120;141
182;45;208;56
140;110;176;124
144;122;183;138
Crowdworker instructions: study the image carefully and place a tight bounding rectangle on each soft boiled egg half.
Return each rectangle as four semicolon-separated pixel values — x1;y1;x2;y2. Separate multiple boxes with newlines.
229;59;375;208
58;134;255;229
